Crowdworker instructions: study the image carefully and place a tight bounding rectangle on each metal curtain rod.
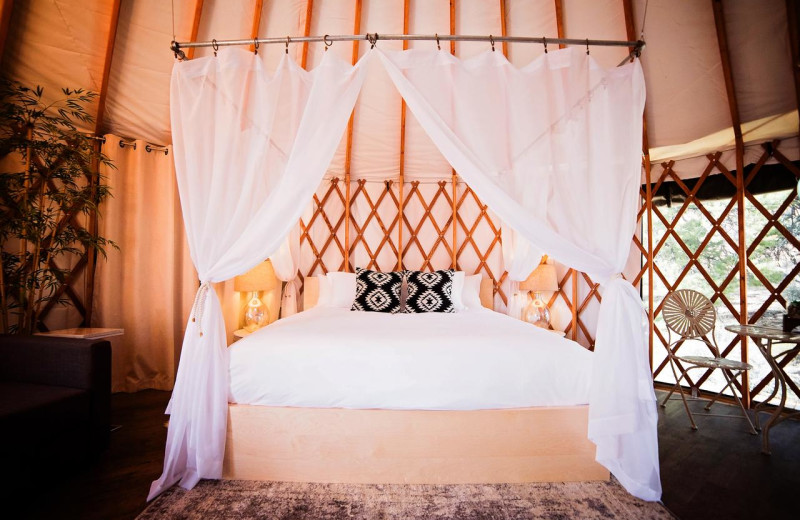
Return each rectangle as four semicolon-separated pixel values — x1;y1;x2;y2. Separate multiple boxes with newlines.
170;33;645;57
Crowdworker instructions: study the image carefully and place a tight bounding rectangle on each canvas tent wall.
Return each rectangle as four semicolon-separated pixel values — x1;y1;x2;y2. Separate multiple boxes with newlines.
0;0;797;395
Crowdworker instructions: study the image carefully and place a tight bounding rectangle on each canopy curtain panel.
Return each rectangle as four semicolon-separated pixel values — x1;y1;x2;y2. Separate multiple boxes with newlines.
148;48;370;500
377;47;660;500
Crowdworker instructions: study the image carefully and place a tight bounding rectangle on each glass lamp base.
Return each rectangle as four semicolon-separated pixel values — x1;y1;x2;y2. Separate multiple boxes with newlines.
523;293;551;329
243;292;268;332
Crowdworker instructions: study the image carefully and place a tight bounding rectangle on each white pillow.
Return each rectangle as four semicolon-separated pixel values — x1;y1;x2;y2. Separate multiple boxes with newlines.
323;271;357;308
451;271;467;311
462;274;483;310
315;274;331;306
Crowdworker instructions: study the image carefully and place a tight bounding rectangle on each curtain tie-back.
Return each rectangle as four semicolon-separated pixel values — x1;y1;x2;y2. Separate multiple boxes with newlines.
190;281;212;336
598;272;625;286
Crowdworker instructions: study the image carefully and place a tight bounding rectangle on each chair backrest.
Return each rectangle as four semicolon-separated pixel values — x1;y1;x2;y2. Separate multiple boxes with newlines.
662;289;717;339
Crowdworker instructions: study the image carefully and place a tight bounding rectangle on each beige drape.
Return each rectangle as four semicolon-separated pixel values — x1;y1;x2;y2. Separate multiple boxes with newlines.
94;134;196;392
92;134;262;391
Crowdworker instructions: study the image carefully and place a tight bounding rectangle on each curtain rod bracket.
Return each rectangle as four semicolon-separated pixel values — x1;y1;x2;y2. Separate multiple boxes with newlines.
170;40;186;61
367;33;378;48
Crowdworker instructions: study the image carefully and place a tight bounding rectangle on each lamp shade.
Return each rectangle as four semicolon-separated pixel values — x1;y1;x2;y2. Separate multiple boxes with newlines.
233;260;278;292
519;264;558;292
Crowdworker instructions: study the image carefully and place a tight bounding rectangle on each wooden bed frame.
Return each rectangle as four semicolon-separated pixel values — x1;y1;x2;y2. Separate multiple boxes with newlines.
223;276;607;484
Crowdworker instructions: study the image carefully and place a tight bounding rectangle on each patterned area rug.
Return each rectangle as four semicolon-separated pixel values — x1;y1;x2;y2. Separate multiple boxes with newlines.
138;479;675;519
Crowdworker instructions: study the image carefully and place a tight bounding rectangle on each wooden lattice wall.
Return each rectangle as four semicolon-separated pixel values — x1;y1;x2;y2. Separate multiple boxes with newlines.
297;175;643;351
645;139;800;408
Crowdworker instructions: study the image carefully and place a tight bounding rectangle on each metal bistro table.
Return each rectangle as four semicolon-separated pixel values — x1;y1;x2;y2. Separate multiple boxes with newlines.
726;324;800;454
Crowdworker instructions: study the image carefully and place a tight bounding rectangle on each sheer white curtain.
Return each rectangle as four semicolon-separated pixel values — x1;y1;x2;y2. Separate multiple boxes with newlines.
149;48;370;500
501;224;543;318
379;47;660;500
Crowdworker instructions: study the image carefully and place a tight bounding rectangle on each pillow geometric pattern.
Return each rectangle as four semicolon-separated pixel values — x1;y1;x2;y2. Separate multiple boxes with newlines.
404;269;456;313
350;268;404;313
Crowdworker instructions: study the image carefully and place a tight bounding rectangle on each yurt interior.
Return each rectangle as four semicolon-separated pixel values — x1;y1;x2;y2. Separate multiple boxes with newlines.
1;0;798;519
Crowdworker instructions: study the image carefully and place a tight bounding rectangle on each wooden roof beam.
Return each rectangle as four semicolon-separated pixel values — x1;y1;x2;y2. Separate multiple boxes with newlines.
249;0;263;53
185;0;205;60
449;0;456;55
787;0;800;128
499;0;508;56
93;0;122;135
0;0;13;67
554;0;565;49
300;0;314;69
712;0;744;149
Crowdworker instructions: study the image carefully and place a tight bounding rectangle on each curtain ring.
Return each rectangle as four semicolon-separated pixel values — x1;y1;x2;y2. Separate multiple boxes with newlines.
490;35;495;52
323;34;332;51
586;38;590;55
367;33;378;49
212;39;219;57
285;36;290;54
253;39;259;55
435;33;441;51
145;144;152;153
543;36;548;54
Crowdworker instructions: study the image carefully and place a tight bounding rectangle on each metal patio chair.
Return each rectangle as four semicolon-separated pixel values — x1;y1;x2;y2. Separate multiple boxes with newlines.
660;289;757;434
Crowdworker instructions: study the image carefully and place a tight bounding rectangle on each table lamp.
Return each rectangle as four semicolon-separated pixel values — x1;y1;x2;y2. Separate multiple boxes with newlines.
520;262;558;329
234;260;278;332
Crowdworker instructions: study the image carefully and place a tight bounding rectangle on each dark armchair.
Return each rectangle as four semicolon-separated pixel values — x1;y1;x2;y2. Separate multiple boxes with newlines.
0;335;111;487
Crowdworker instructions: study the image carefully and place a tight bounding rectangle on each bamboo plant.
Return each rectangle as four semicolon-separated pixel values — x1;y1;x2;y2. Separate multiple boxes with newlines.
0;78;116;334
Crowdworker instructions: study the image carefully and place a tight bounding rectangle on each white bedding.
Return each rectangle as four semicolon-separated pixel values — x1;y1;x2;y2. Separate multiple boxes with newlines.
229;307;593;410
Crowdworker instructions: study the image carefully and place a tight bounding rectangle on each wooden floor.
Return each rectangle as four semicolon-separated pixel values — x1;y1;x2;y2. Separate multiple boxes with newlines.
13;389;799;520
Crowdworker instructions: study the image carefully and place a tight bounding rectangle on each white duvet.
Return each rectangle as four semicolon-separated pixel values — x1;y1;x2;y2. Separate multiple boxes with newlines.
229;307;593;410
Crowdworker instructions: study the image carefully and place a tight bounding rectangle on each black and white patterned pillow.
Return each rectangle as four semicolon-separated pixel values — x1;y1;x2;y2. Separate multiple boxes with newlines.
350;268;404;313
404;269;456;313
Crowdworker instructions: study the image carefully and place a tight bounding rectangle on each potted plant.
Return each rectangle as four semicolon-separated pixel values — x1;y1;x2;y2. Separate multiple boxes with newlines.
0;79;116;334
786;300;800;332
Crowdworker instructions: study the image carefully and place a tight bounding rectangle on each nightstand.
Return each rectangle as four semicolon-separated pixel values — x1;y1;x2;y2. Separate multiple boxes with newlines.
233;329;251;342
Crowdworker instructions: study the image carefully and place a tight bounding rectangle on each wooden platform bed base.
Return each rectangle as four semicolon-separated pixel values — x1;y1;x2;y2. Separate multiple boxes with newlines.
223;403;609;484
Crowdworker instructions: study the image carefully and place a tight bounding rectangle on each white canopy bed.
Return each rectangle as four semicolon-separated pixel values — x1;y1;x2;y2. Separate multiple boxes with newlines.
225;274;605;485
149;39;661;503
